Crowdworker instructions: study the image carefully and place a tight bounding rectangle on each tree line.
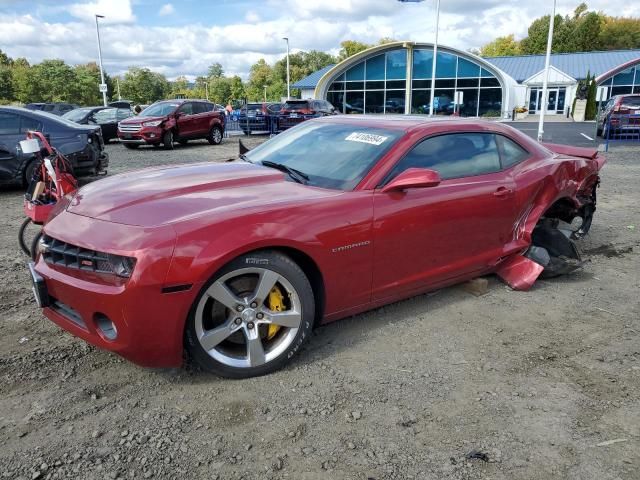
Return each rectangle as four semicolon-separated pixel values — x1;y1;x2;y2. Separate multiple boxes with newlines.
0;37;395;107
479;2;640;57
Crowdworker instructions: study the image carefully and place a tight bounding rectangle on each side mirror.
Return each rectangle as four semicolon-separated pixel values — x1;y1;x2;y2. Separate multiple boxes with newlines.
381;168;441;193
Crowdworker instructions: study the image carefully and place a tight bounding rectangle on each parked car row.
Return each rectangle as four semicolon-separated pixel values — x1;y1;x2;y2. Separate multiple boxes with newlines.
0;106;108;186
596;93;640;138
237;99;337;134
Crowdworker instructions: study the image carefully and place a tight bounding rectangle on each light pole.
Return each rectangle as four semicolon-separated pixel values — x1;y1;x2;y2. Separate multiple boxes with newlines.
94;14;107;107
429;0;440;117
537;0;557;142
282;37;290;99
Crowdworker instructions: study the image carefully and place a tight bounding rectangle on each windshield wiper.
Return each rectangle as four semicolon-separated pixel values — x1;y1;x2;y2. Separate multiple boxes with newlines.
261;160;309;184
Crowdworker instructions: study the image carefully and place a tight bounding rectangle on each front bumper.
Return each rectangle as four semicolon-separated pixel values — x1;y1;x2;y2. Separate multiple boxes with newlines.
32;213;193;368
117;126;163;144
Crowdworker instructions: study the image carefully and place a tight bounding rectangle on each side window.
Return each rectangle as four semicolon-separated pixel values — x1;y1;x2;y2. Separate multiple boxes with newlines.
191;103;205;114
116;108;132;120
179;103;193;115
496;135;529;168
20;116;42;133
94;109;117;123
388;133;501;181
0;112;20;134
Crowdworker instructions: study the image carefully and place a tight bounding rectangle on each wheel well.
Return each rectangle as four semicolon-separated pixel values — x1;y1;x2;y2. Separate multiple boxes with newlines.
542;197;578;224
252;246;325;327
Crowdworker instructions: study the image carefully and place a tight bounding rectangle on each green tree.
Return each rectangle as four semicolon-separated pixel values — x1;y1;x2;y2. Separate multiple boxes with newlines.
480;34;522;56
0;49;12;66
31;60;78;102
207;62;224;79
170;75;190;98
73;63;104;105
208;77;232;104
9;58;36;103
119;67;170;104
599;17;640;50
0;66;13;102
337;40;371;61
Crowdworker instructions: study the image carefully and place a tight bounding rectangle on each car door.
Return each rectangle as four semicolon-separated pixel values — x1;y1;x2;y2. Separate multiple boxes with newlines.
193;102;211;135
371;132;517;301
0;111;23;181
175;102;196;137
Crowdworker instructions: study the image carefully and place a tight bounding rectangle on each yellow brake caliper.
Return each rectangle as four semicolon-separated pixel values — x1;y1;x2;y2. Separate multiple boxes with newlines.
267;286;285;340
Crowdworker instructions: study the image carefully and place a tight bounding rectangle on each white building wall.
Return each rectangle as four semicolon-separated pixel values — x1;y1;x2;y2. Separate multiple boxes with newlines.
299;88;316;99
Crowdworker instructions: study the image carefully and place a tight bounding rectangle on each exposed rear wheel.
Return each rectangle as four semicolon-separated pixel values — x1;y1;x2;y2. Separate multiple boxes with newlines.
185;251;314;378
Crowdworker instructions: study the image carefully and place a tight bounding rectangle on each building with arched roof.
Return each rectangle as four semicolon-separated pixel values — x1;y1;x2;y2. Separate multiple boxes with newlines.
292;42;640;118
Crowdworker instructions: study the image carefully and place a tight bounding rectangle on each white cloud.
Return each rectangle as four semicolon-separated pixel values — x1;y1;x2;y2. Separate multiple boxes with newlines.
1;0;639;81
68;0;135;24
158;4;174;17
245;10;260;23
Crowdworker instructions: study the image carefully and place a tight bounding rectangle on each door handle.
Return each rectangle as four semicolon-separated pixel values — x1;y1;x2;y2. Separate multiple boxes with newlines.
493;187;513;198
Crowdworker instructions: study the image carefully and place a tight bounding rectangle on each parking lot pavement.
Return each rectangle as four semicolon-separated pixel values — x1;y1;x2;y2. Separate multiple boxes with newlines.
508;121;600;147
1;136;639;479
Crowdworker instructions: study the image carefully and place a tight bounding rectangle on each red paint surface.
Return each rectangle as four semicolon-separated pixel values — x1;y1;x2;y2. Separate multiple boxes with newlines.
34;116;605;367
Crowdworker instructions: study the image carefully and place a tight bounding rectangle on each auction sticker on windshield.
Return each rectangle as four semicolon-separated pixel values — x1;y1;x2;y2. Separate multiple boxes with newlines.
345;132;388;146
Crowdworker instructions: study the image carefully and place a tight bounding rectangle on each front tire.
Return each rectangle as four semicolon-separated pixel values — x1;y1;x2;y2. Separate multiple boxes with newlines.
185;251;315;378
207;125;223;145
163;130;174;150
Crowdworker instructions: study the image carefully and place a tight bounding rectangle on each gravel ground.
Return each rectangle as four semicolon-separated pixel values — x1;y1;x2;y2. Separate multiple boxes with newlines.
1;137;639;480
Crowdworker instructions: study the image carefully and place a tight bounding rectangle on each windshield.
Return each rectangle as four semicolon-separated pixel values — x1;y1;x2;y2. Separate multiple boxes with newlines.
140;102;180;117
245;121;403;190
63;108;93;122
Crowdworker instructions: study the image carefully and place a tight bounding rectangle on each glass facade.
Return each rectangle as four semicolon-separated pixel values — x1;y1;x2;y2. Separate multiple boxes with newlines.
327;48;503;117
528;86;567;114
599;64;640;98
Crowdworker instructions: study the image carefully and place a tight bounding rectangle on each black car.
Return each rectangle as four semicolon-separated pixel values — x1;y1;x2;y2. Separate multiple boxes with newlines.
238;102;282;134
0;107;108;186
63;106;133;142
24;102;77;116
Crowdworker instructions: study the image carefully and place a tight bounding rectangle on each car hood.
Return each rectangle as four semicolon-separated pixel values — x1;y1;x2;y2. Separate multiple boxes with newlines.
119;115;165;124
66;162;339;227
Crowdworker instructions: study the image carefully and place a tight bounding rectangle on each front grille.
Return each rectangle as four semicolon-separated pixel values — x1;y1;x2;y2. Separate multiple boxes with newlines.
42;235;116;274
118;124;142;133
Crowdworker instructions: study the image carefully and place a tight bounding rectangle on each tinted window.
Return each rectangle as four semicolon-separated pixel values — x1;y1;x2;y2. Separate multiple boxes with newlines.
178;103;193;115
283;101;310;111
497;135;529;168
93;108;117;123
43;105;56;112
201;102;214;112
245;122;403;190
389;133;501;181
621;96;640;108
20;116;42;133
0;112;20;134
116;108;133;120
191;103;205;114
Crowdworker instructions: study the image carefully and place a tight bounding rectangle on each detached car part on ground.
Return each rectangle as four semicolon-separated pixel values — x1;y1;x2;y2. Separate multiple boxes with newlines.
29;116;604;378
0;107;108;186
117;99;225;149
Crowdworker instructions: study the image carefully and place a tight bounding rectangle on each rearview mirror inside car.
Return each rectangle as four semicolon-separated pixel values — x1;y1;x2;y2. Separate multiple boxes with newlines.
381;168;441;193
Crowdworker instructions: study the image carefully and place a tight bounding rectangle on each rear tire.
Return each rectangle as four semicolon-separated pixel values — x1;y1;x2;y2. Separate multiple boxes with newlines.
123;143;139;150
23;160;37;188
208;126;223;145
163;130;174;150
185;250;315;378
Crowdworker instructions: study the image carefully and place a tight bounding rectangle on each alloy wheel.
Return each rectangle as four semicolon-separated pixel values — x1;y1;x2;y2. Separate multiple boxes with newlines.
194;267;302;368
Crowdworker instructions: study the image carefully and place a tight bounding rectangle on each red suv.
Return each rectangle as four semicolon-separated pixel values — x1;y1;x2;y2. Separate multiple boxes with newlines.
278;99;336;130
117;99;225;149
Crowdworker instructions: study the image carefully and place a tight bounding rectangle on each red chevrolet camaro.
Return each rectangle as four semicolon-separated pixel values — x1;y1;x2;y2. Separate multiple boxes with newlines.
28;116;605;378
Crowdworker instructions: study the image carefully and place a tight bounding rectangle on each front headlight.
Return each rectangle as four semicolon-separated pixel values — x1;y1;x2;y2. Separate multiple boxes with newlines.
106;254;136;278
142;120;162;127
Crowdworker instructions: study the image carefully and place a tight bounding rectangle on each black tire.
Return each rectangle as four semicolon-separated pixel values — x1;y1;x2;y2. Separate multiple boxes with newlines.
23;160;37;188
163;130;174;150
207;125;223;145
178;139;188;146
123;143;139;150
30;230;43;261
185;250;315;378
19;219;42;260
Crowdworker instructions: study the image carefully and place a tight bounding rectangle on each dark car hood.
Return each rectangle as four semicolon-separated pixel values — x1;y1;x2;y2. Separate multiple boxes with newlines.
119;115;165;124
66;162;339;227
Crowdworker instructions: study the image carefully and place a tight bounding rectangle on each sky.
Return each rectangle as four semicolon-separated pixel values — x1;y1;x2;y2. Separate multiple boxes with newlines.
0;0;639;81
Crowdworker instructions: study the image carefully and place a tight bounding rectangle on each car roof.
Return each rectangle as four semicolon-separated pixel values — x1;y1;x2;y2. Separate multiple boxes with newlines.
0;106;97;129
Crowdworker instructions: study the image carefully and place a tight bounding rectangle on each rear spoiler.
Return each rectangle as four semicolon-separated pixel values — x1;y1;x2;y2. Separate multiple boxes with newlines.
543;142;598;160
